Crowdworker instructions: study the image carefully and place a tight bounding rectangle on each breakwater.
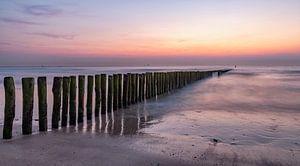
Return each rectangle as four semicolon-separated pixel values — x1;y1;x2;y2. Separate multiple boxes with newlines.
2;69;231;139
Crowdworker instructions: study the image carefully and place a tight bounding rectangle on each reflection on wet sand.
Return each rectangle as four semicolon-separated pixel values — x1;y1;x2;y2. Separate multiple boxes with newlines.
68;102;154;136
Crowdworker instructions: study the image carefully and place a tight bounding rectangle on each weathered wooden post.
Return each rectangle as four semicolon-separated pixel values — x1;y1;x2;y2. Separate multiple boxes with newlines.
171;72;174;90
61;77;70;127
52;77;62;129
95;75;101;117
138;74;143;102
3;77;15;139
127;73;132;105
78;75;85;123
134;73;139;103
162;73;166;94
149;73;152;97
123;74;128;108
154;73;158;97
69;76;76;126
113;74;118;110
149;73;153;98
152;73;156;97
158;73;162;95
145;73;150;99
132;74;136;104
107;75;113;112
168;72;172;92
118;74;123;108
87;75;93;120
157;73;162;94
38;77;47;131
142;73;146;100
22;77;34;135
100;74;106;114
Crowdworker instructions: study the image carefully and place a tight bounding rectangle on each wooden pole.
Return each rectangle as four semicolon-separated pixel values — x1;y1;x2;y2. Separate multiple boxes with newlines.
154;73;157;97
61;77;70;127
157;73;161;95
113;74;118;110
123;74;128;108
52;77;62;129
69;76;76;126
138;74;143;102
118;74;123;108
149;73;153;98
151;73;155;97
127;73;132;105
86;75;93;120
134;74;138;103
107;75;113;113
101;74;106;114
132;74;136;104
78;75;85;123
145;73;149;99
38;77;47;131
142;73;146;100
22;77;34;135
3;77;15;139
95;75;101;117
166;73;169;93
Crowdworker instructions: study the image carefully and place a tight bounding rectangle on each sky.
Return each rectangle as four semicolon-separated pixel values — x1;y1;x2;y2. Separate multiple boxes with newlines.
0;0;300;66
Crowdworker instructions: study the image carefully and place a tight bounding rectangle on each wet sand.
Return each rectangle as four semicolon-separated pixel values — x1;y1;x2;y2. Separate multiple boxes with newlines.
1;67;300;165
0;131;189;166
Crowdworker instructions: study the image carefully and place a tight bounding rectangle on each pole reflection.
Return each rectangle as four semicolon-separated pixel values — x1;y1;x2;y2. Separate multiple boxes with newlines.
77;102;152;135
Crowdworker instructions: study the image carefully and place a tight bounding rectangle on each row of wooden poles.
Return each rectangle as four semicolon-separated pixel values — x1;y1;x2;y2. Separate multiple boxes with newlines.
2;69;231;139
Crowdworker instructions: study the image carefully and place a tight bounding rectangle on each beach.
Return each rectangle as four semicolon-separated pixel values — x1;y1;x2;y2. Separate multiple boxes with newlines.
0;66;300;165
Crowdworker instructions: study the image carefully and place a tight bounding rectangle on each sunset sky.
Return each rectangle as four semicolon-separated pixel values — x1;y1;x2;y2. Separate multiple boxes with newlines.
0;0;300;66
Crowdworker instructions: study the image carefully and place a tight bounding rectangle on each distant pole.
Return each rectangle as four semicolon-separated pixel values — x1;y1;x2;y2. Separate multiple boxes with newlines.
166;73;169;93
77;76;85;123
107;75;113;113
61;77;70;127
100;74;107;114
69;76;76;126
38;77;47;131
142;73;145;100
52;77;62;129
22;77;34;135
95;75;101;117
86;75;93;120
3;77;15;139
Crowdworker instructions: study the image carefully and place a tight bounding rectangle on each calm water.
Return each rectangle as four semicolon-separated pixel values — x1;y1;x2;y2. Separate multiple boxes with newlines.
0;66;300;164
